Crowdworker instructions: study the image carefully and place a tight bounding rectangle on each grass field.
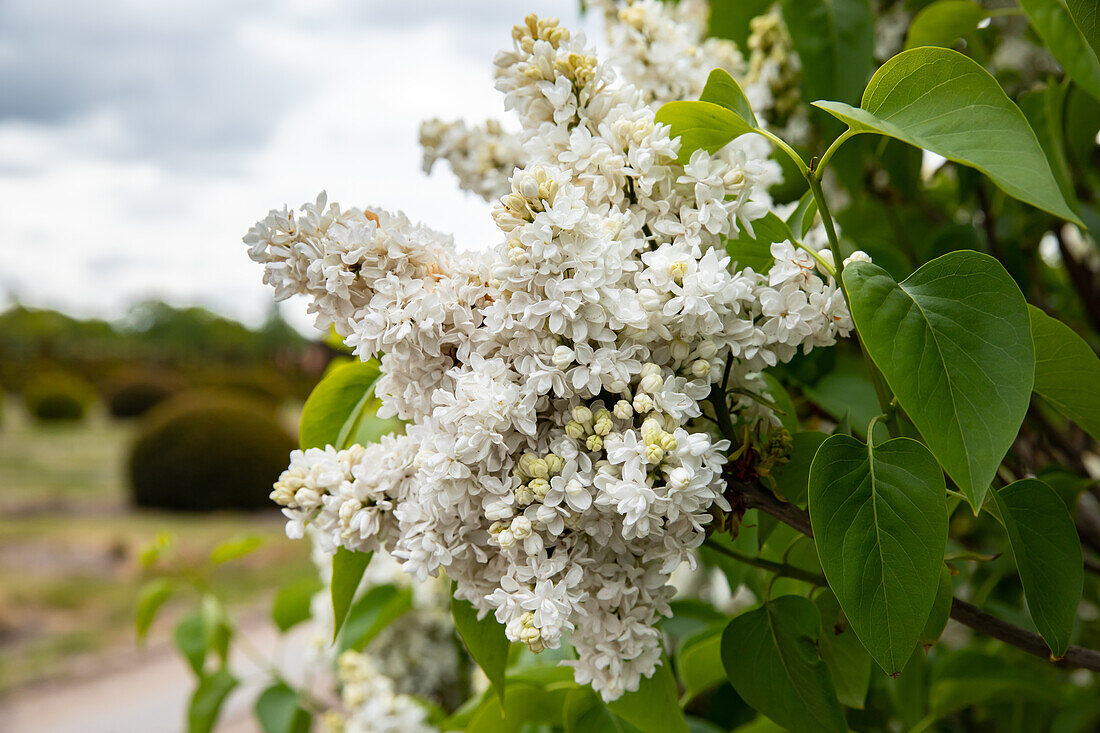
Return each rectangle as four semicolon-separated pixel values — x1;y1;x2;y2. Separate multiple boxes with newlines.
0;401;313;692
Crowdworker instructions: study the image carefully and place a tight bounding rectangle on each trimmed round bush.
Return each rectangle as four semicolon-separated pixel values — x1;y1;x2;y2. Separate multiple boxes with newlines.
128;391;296;511
23;372;95;422
103;370;177;418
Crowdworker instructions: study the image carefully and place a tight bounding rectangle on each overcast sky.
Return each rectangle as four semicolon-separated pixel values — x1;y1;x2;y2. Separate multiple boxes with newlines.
0;0;598;332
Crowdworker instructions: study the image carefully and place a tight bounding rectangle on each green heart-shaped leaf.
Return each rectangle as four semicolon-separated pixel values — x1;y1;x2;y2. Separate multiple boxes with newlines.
655;101;757;163
721;596;846;733
991;478;1084;657
843;251;1034;510
809;434;948;673
1029;305;1100;441
814;47;1083;225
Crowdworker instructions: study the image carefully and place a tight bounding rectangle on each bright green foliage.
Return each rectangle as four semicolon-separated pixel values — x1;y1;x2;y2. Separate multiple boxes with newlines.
815;47;1083;224
135;578;173;641
188;669;238;733
656;101;756;163
452;595;512;704
1030;305;1100;441
255;683;311;733
271;576;324;632
843;252;1034;511
809;435;948;673
905;1;987;49
298;358;384;450
991;479;1084;657
330;547;372;640
721;596;846;733
700;68;759;126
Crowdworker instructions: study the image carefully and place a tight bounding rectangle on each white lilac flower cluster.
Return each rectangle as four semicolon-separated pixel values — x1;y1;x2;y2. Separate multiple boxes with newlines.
250;14;852;700
420;0;780;203
321;651;438;733
419;118;526;202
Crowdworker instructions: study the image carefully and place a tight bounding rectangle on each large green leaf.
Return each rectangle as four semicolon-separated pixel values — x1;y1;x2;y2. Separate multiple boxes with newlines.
808;434;948;674
929;651;1061;717
843;252;1034;511
813;590;872;710
1021;0;1100;103
1030;305;1100;441
452;596;511;704
608;658;690;733
656;101;756;164
255;683;311;733
905;0;987;49
188;670;238;733
780;0;874;106
990;479;1084;657
814;47;1083;224
1066;0;1100;58
330;547;371;640
1020;85;1079;211
772;431;829;506
299;359;381;450
721;596;846;733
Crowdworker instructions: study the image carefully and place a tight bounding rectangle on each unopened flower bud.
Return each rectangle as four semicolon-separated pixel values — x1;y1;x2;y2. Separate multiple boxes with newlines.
633;392;654;413
544;453;564;475
659;433;678;451
518;452;538;477
613;399;634;420
529;478;550;501
528;457;549;480
565;420;586;439
641;417;662;438
515;485;535;506
645;444;665;464
843;250;872;266
696;340;718;359
691;359;711;377
497;529;516;548
670;340;691;362
572;405;593;424
510;515;533;539
586;434;604;452
639;372;663;393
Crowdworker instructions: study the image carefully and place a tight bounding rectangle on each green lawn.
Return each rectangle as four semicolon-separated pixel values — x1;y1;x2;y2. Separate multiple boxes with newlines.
0;400;313;691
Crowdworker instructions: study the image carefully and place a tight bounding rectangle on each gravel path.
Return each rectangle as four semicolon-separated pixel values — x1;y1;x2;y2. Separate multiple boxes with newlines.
0;616;319;733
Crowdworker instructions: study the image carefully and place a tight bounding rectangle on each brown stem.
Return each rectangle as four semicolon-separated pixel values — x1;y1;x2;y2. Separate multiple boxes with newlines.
1056;230;1100;334
728;477;1100;672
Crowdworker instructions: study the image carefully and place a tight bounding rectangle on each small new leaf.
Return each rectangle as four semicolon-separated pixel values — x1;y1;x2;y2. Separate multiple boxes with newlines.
331;547;372;640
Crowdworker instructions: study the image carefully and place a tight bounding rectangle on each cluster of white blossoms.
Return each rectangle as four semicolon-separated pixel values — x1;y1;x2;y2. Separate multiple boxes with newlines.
251;13;853;700
322;651;438;733
420;0;781;203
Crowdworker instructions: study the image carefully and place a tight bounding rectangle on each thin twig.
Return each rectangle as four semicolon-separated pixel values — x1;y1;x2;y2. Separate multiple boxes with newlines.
702;538;826;586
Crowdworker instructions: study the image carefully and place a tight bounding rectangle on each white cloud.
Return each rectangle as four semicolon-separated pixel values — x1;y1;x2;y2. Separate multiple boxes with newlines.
0;0;597;332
